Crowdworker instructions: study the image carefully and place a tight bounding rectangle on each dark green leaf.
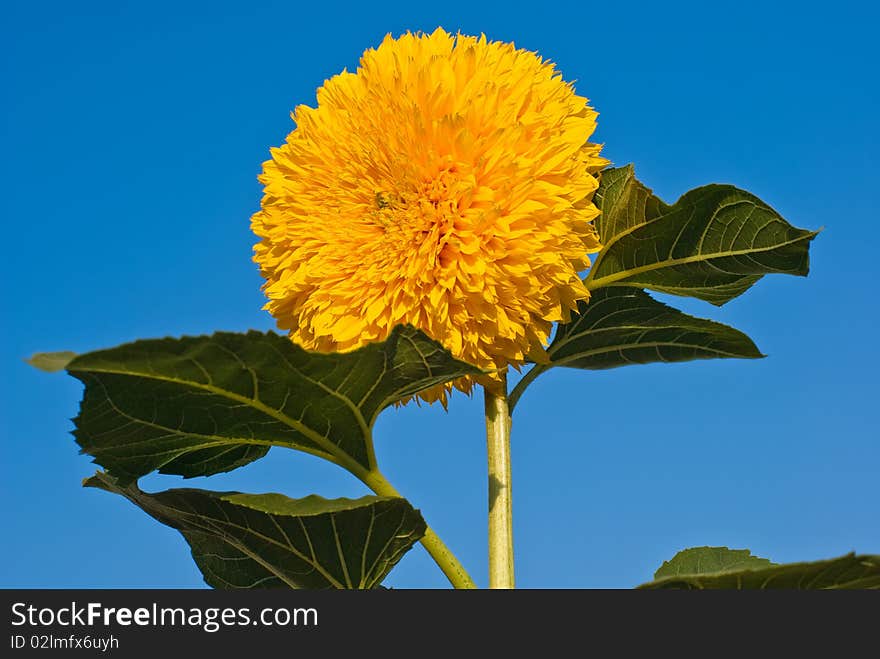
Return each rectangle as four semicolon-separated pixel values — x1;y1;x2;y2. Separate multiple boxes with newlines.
510;287;762;410
548;286;762;370
66;326;481;483
639;549;880;589
26;351;77;372
590;166;818;305
85;471;426;589
653;546;774;580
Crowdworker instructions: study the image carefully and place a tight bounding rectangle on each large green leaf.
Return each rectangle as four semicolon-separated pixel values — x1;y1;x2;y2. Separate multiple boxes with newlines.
47;326;480;483
639;547;880;589
509;287;762;409
589;166;818;305
85;472;426;589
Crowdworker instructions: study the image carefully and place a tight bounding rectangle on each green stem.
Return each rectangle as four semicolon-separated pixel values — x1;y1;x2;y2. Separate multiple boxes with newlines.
508;364;546;413
359;469;477;589
484;374;514;588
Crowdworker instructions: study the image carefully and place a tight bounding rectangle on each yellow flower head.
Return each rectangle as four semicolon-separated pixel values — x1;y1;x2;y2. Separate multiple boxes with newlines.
252;28;607;403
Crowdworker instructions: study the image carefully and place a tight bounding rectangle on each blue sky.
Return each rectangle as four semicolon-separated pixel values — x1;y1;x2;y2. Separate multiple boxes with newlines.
2;0;877;588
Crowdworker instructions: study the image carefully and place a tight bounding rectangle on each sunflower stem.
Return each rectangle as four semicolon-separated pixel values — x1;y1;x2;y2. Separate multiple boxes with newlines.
484;374;515;588
360;469;477;589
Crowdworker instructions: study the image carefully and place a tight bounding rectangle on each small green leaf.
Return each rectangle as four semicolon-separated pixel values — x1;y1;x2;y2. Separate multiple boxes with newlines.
65;326;481;483
548;286;762;370
85;471;426;589
589;166;818;305
26;351;77;372
653;546;775;580
639;548;880;589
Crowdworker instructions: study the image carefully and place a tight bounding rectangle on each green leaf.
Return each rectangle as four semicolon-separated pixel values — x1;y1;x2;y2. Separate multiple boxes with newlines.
653;546;775;580
589;165;818;305
547;286;762;370
26;351;77;372
509;287;762;410
85;471;426;589
65;326;481;483
639;548;880;589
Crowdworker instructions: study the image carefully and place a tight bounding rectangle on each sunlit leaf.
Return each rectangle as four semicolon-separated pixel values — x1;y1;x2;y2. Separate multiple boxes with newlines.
589;166;818;305
639;547;880;589
26;351;77;372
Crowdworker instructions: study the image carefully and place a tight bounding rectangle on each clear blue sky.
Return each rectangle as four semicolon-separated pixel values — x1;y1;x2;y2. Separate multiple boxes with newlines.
2;0;877;588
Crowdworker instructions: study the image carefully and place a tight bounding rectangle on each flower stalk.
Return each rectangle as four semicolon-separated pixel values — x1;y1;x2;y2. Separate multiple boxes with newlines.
484;374;515;588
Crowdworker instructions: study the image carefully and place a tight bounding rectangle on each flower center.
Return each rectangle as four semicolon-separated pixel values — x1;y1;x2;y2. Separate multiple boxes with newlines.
369;161;475;273
421;166;459;205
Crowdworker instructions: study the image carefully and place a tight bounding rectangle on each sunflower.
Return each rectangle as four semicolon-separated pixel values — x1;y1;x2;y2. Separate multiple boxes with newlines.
252;27;607;403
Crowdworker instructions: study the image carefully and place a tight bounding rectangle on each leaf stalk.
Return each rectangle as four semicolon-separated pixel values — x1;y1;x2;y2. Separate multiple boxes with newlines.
359;469;477;589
